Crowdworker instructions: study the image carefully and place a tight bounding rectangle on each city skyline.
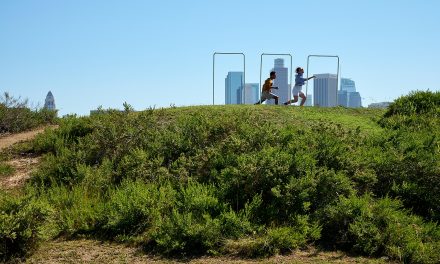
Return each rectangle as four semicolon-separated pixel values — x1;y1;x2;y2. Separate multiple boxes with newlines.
225;58;366;107
1;1;439;115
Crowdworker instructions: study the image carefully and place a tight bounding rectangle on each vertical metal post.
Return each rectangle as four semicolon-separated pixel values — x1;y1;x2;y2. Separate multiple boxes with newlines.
259;53;293;103
212;54;215;105
212;52;246;105
306;55;340;106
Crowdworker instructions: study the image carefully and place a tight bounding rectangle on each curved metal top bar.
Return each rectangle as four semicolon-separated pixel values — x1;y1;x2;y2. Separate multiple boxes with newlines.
305;55;340;105
214;52;245;55
308;54;339;58
213;52;246;105
259;53;294;103
262;53;292;56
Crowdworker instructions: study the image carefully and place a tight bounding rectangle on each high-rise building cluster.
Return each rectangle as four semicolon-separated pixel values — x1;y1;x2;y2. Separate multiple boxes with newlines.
311;76;362;108
224;58;288;105
337;78;362;108
224;72;259;105
224;59;363;107
225;72;243;105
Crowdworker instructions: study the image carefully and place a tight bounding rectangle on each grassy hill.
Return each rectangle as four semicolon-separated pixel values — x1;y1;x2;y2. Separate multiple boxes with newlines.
1;91;440;263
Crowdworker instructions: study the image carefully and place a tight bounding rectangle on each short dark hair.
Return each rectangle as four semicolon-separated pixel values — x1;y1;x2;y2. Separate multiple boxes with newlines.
270;71;276;76
296;67;302;73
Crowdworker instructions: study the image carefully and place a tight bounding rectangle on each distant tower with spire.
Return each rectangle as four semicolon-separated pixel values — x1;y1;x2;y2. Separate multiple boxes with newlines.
44;91;56;110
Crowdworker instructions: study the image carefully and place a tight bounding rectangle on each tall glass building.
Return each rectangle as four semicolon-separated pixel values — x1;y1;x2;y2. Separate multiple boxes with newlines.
338;90;348;107
240;83;259;104
340;78;362;108
348;92;362;108
313;74;338;107
340;78;356;93
225;72;243;105
44;91;56;110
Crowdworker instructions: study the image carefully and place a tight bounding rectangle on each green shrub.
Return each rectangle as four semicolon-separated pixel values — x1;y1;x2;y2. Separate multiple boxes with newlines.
384;90;440;118
320;195;440;262
38;184;105;237
370;128;440;221
31;115;93;155
31;147;85;187
264;226;308;255
0;162;14;178
104;180;176;237
312;168;355;210
0;194;51;262
31;128;64;154
218;209;253;239
223;223;318;258
216;146;293;223
150;181;224;255
151;209;223;255
116;148;169;183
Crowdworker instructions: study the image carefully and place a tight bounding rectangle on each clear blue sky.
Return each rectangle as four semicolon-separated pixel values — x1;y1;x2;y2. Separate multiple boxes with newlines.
1;0;439;115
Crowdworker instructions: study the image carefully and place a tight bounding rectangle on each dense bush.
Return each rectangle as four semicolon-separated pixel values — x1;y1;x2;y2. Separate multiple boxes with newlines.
0;194;51;262
384;90;440;118
104;180;176;238
320;195;440;263
38;184;105;237
1;92;439;262
0;92;57;134
222;219;320;258
377;90;440;221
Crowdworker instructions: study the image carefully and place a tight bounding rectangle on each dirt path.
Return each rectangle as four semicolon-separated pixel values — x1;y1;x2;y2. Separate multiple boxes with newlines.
25;239;391;264
0;126;53;151
0;156;40;190
0;126;56;190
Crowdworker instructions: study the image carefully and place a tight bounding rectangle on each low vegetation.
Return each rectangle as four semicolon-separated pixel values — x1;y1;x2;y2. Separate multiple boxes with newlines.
1;91;440;263
0;92;57;135
0;162;14;178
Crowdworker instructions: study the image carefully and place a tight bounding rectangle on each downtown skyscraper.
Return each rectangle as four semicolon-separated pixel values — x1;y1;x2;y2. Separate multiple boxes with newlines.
225;72;243;104
240;83;259;104
313;74;338;107
44;91;56;110
338;78;362;108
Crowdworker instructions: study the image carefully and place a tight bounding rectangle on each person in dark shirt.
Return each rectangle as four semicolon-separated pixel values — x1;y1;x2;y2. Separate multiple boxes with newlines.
255;71;279;105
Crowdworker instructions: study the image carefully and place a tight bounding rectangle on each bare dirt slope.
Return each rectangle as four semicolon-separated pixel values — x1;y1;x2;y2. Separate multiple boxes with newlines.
0;126;55;190
0;127;50;151
0;156;40;190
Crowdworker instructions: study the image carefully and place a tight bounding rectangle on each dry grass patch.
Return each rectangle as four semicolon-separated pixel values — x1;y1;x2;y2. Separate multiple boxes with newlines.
25;239;393;264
